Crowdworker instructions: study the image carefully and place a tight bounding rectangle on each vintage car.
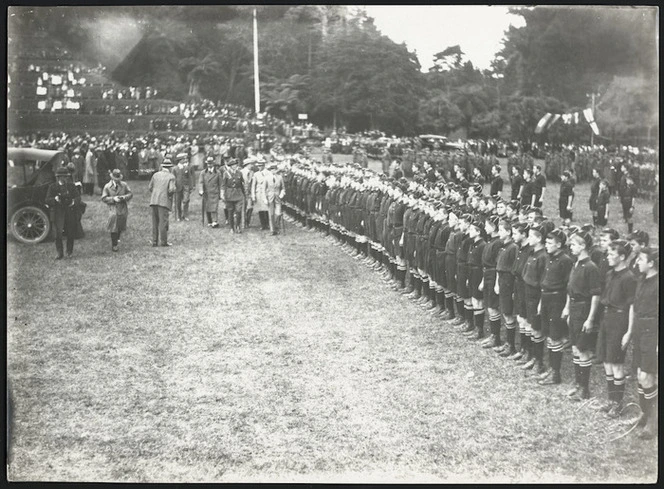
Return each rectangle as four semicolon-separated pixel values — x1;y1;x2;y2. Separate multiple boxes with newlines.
7;148;66;244
418;134;465;152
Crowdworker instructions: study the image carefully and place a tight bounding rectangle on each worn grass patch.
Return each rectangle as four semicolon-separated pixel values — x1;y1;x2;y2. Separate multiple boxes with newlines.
7;172;657;483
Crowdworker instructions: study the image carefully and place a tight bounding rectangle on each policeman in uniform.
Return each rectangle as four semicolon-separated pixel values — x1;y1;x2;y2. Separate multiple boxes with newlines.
46;167;82;259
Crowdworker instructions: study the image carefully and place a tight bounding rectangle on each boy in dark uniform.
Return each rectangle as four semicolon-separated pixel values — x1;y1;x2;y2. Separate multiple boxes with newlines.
512;222;532;362
597;240;637;418
559;171;575;226
433;206;452;317
595;180;610;227
391;187;408;290
425;205;445;313
443;211;463;324
563;231;602;401
631;247;658;439
456;214;474;333
521;221;552;373
537;228;574;385
619;172;637;233
465;217;487;341
495;219;519;357
489;164;504;198
533;164;547;208
519;168;537;208
510;165;523;202
480;215;504;348
589;168;601;226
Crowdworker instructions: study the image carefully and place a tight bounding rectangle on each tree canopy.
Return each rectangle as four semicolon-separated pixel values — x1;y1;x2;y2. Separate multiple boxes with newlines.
8;5;658;142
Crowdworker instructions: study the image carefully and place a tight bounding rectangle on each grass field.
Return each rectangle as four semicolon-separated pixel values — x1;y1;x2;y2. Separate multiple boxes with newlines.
6;157;658;483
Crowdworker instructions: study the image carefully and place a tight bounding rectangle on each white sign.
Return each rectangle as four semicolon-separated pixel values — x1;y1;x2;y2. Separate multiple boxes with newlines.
298;113;308;120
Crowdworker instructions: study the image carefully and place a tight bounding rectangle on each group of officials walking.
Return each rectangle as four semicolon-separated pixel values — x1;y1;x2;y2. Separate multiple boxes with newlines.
146;152;286;246
281;157;658;440
46;150;287;255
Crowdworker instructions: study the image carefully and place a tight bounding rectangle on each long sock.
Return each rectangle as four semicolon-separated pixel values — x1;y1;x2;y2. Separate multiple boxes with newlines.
533;338;544;366
506;323;516;352
465;304;474;326
643;385;658;418
579;360;592;395
573;356;580;385
490;316;501;344
436;291;445;310
637;383;647;417
606;374;615;402
421;279;429;300
398;268;406;288
550;349;563;375
520;332;528;353
613;376;625;404
456;299;464;319
414;276;422;295
446;297;455;318
475;311;485;338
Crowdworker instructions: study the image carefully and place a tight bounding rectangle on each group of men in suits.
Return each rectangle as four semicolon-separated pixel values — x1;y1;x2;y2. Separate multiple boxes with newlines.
148;151;286;245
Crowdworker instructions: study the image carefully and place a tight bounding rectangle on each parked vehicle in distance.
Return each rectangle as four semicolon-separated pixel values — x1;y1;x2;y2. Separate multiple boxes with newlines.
7;148;65;244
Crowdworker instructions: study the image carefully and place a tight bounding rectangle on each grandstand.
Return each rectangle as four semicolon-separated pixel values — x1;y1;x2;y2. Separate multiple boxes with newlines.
7;31;182;133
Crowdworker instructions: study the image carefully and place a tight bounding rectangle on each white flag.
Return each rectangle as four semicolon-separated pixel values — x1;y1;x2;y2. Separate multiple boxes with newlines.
535;113;553;134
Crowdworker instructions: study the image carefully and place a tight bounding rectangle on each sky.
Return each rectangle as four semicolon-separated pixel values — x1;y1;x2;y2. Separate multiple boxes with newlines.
364;5;526;72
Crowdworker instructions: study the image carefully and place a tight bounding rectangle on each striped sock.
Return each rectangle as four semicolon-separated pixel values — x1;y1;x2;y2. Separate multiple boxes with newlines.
606;374;615;402
643;385;658;415
505;321;516;351
637;383;646;415
465;303;474;325
579;360;592;395
573;356;580;385
475;310;485;338
446;296;455;318
613;376;625;404
489;314;501;344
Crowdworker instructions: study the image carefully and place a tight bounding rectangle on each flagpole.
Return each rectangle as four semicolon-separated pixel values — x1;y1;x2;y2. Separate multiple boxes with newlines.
253;8;260;116
590;92;595;146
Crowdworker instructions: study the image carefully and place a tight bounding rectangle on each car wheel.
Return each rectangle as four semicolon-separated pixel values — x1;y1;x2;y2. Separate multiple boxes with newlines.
10;206;51;244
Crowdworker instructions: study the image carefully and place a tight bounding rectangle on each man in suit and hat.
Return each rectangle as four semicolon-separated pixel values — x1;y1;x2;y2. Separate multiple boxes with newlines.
46;167;82;259
101;169;133;252
198;156;222;228
220;158;245;233
252;156;270;230
172;152;195;221
241;156;256;228
265;160;286;235
148;158;176;246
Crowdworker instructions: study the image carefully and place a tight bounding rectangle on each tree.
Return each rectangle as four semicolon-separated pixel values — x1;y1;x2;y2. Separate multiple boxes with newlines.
179;53;222;100
310;23;423;134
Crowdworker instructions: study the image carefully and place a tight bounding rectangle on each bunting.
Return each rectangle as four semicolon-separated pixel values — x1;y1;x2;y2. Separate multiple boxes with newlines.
533;108;598;134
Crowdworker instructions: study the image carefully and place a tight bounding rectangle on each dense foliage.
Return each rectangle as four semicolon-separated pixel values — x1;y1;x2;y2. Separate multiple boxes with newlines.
8;5;658;142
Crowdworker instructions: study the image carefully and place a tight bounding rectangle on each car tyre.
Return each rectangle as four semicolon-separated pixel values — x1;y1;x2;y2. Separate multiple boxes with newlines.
10;206;51;244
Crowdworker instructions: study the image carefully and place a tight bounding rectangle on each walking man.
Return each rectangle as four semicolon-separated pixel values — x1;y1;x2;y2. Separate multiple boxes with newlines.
46;167;81;259
148;158;176;246
220;158;245;233
101;168;133;252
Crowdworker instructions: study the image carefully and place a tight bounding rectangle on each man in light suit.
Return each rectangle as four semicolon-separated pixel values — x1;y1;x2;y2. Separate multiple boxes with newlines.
264;161;286;235
241;157;255;228
148;158;176;246
251;157;270;230
172;152;195;221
